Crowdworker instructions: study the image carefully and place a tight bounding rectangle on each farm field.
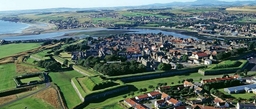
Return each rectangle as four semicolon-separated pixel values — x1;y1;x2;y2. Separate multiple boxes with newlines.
226;6;256;12
0;43;40;59
0;64;16;92
49;70;83;108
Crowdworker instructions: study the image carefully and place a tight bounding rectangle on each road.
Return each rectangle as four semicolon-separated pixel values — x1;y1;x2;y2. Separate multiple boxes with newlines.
0;73;51;108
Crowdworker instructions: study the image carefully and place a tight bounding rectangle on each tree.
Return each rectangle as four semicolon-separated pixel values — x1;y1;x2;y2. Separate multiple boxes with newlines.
216;52;224;60
157;63;171;70
222;74;229;78
123;95;127;98
203;85;210;92
210;88;217;94
244;69;248;76
236;70;242;74
176;64;184;69
181;55;188;62
148;85;154;89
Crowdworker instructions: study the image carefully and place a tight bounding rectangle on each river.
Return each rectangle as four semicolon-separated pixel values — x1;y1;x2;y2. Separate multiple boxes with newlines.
0;20;197;41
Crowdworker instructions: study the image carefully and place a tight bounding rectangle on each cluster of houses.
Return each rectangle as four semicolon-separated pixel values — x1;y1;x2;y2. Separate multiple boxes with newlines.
124;91;184;109
70;33;249;71
123;74;256;109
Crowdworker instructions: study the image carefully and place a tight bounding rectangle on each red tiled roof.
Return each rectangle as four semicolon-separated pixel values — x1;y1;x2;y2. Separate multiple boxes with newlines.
126;47;141;53
175;106;186;109
135;104;147;109
168;98;179;104
161;92;169;99
149;91;161;96
214;97;224;103
157;100;165;104
202;77;235;83
196;52;208;57
124;98;137;106
184;81;193;86
136;94;149;100
193;105;218;109
160;86;170;90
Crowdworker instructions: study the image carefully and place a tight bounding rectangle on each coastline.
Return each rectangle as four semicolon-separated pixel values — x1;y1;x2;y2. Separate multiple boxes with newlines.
0;22;248;41
0;22;57;37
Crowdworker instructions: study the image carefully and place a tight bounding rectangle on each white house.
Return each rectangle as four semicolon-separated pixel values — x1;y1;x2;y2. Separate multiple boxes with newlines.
204;59;212;65
214;98;229;108
147;91;161;98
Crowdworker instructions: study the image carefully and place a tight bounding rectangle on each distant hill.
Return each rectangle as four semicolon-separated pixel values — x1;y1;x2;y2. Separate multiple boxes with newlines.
1;0;256;14
143;0;256;7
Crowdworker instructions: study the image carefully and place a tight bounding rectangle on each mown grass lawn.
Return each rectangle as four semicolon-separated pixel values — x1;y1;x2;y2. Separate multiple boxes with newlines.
85;93;126;109
218;88;256;100
31;50;51;60
128;72;216;90
102;103;123;109
20;77;42;83
2;97;54;109
0;43;40;59
49;70;84;108
0;64;16;92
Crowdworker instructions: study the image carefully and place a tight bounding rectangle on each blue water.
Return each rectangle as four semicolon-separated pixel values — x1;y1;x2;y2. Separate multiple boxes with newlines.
0;20;29;34
0;20;197;41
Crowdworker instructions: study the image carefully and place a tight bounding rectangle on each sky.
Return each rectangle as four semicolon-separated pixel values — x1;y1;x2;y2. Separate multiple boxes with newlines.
0;0;251;11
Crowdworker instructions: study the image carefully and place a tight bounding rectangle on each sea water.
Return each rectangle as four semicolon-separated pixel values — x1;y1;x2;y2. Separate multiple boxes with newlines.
0;20;29;34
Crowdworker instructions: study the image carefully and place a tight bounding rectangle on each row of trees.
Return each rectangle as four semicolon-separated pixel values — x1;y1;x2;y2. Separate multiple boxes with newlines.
93;61;147;76
213;61;241;69
64;44;90;52
77;56;147;76
216;47;248;60
37;59;62;71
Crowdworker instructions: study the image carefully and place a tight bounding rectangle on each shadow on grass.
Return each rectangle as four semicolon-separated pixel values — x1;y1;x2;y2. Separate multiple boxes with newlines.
53;84;68;108
73;85;137;109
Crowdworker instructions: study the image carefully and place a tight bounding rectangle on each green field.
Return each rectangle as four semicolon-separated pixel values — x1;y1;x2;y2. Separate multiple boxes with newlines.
85;72;227;108
0;43;40;59
79;76;117;91
20;77;42;83
84;90;130;109
49;70;83;108
31;50;51;60
102;103;123;109
0;64;16;92
210;60;241;69
218;88;256;100
2;97;54;109
25;57;36;65
129;72;228;90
